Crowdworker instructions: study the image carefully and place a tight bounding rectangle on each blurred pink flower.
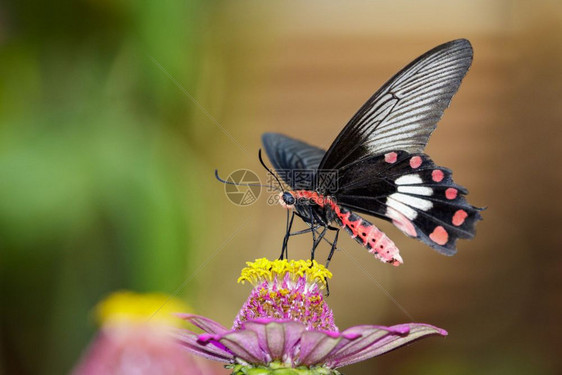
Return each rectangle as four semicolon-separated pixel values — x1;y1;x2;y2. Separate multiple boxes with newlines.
72;291;227;375
176;259;446;374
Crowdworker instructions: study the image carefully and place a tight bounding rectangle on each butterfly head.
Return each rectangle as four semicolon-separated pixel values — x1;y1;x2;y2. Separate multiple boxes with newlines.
279;191;296;209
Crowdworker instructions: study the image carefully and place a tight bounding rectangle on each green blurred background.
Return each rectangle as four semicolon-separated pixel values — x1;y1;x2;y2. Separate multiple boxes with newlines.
1;1;561;374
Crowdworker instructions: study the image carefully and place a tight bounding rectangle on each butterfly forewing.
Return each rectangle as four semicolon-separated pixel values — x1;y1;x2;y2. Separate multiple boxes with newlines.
319;39;473;171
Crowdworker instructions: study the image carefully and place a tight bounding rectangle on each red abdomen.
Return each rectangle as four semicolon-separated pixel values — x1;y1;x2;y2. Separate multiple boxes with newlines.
292;190;403;266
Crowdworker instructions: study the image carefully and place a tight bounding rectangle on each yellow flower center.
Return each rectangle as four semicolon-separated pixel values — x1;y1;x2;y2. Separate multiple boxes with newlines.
95;291;190;327
233;258;337;331
237;258;332;289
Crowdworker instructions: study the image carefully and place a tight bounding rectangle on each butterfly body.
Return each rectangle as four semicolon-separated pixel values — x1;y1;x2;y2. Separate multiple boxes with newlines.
263;39;483;265
284;190;402;265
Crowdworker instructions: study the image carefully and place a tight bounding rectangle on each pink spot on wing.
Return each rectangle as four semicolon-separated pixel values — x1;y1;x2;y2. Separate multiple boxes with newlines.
432;169;444;182
445;188;458;200
385;152;398;164
452;210;468;226
429;226;448;245
410;156;422;169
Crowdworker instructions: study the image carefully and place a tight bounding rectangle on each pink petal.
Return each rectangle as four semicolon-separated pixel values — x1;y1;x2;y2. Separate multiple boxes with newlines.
218;330;269;364
326;325;404;367
242;320;306;361
297;331;347;366
174;331;232;363
329;323;447;368
176;314;228;335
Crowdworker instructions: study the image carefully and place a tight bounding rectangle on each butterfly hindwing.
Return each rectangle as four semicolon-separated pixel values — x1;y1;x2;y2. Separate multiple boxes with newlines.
333;151;482;255
262;133;326;190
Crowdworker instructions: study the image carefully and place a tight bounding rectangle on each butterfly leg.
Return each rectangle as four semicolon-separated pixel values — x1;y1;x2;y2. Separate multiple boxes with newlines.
311;226;338;297
281;218;324;260
280;211;295;260
309;226;340;266
311;226;328;261
288;226;321;236
307;205;320;260
325;227;340;269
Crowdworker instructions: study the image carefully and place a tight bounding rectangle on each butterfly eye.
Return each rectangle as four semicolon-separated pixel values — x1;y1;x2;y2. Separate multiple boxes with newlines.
282;192;296;206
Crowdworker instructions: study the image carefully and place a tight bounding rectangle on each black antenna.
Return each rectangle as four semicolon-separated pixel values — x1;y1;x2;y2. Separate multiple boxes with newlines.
258;149;284;191
214;170;279;191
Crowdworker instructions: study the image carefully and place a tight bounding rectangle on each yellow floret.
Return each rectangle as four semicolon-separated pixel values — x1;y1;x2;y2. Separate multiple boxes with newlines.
237;258;332;288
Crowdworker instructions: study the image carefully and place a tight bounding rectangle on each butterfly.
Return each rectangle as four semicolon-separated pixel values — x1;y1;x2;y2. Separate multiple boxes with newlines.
262;39;483;266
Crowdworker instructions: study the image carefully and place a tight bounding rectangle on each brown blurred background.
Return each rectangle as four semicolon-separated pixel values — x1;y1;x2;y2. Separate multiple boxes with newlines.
1;0;561;374
197;1;562;374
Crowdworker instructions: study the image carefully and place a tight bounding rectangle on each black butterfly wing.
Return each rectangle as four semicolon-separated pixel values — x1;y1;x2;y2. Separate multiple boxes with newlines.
334;151;482;255
318;39;473;171
262;133;326;190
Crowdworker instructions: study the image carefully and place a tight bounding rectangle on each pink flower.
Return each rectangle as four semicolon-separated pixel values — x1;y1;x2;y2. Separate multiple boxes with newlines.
72;291;227;375
176;259;446;374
